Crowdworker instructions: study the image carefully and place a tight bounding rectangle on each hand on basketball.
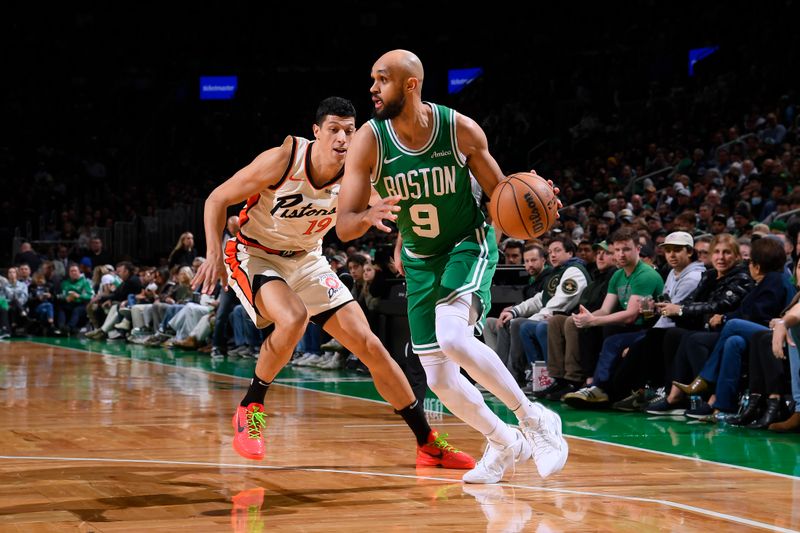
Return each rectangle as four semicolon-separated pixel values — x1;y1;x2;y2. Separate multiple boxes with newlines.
572;305;593;328
192;254;226;295
529;169;564;215
367;195;401;233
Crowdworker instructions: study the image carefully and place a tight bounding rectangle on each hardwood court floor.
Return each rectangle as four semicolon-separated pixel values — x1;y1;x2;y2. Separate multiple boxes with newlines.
0;340;798;532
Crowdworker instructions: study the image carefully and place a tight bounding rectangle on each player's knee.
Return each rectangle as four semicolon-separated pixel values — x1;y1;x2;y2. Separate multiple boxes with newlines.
277;307;309;336
363;334;387;359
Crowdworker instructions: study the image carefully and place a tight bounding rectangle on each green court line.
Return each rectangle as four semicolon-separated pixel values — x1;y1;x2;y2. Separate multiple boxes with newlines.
9;337;800;478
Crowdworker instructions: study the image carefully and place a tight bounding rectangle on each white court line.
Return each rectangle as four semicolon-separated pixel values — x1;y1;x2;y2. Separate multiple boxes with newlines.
22;340;800;481
0;454;795;532
342;422;468;428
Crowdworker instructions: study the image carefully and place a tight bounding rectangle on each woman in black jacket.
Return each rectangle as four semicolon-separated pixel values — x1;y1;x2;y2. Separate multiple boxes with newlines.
645;234;755;414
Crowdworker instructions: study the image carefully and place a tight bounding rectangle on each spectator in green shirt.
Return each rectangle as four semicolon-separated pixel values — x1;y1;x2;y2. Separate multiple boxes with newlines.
564;228;664;406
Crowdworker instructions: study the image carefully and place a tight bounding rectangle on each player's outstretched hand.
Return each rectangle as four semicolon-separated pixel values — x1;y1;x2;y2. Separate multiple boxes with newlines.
367;195;402;233
192;255;226;295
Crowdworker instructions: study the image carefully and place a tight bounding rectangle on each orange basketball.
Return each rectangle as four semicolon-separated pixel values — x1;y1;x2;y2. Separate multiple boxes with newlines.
488;172;558;239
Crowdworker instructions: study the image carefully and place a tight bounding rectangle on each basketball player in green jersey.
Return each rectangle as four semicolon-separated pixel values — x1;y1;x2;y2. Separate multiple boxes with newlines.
338;50;569;484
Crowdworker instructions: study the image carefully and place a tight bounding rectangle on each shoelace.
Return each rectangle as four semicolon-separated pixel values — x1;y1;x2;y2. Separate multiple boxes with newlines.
246;407;267;439
431;432;461;453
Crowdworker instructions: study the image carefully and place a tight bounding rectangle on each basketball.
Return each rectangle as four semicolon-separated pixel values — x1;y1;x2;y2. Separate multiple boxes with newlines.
488;172;559;239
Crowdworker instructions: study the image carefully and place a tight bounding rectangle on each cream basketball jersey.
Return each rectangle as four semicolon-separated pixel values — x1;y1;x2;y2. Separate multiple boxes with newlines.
237;137;342;254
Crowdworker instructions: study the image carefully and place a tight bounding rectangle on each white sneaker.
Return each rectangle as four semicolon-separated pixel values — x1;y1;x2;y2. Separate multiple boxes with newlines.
114;318;132;331
320;352;346;369
320;338;345;352
107;329;124;340
519;402;569;479
302;353;327;367
292;352;318;366
311;351;335;368
462;428;531;484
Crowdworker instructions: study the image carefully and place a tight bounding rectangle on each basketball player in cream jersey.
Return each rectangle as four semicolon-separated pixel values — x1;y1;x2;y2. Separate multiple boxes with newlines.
192;97;474;469
338;51;569;484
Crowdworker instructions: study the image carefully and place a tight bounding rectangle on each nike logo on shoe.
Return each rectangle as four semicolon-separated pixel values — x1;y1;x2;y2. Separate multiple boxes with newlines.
383;154;402;164
237;418;246;433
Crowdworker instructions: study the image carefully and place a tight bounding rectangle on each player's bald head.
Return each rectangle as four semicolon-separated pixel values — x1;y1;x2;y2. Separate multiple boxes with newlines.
374;49;424;86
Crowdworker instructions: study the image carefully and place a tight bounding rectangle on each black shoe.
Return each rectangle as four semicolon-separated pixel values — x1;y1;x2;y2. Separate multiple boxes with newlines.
533;379;565;399
748;398;786;429
546;382;577;401
729;394;763;426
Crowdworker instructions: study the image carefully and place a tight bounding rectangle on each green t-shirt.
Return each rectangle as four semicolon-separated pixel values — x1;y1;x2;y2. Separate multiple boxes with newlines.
607;260;664;323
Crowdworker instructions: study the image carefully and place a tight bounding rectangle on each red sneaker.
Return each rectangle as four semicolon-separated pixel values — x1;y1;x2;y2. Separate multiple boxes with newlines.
231;487;265;533
416;430;475;469
232;403;267;460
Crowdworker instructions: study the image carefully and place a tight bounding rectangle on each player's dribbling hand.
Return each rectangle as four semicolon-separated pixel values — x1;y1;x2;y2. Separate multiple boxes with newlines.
529;168;564;215
368;195;402;233
192;255;226;295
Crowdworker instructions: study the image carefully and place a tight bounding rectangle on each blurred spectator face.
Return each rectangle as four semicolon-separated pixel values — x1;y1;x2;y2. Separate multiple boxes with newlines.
523;248;545;276
612;239;639;269
57;245;68;259
18;264;31;281
698;204;712;222
68;265;81;281
547;241;571;268
504;245;523;265
706;190;721;206
363;264;375;283
577;243;595;264
778;234;792;256
348;261;364;281
711;218;727;234
7;267;17;282
90;238;103;253
595;249;613;271
116;264;130;281
694;241;711;266
182;233;195;250
630;195;643;211
607;198;619;213
739;243;751;261
770;185;784;200
19;242;32;253
596;222;610;239
191;257;205;271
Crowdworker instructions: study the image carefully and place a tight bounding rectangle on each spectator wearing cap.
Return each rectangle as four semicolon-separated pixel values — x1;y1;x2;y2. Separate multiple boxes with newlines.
672;187;692;213
618;209;635;226
328;254;353;292
645;214;662;235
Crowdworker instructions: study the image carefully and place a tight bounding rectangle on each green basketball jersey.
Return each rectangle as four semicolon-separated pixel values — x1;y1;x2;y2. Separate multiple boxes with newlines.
367;103;485;256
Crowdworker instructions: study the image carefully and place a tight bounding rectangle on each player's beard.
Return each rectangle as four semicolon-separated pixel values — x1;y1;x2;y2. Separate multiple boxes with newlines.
373;94;405;121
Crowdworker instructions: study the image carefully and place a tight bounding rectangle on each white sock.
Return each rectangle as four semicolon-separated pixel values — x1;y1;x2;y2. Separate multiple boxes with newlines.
435;298;538;421
420;353;516;447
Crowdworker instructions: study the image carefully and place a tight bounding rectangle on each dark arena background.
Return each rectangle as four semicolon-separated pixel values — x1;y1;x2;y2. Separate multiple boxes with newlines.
1;3;799;532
